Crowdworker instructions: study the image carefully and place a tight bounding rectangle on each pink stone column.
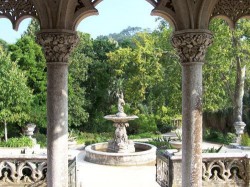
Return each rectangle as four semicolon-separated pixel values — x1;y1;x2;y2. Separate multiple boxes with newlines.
36;31;78;187
172;30;213;187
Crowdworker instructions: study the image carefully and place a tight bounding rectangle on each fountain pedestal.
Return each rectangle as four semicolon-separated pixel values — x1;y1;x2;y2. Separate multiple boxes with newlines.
108;122;135;153
104;111;138;153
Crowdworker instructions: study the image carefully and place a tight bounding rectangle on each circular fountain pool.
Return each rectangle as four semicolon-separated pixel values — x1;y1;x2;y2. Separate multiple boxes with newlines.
84;142;156;166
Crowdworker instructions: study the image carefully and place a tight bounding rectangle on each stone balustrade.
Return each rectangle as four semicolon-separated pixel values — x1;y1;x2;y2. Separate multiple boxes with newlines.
156;150;250;187
0;152;77;187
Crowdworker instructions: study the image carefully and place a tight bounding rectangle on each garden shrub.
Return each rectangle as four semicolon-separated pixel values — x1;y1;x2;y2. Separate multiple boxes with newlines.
76;132;112;145
34;133;47;147
203;128;236;145
128;114;157;134
146;136;171;149
0;136;33;147
241;133;250;146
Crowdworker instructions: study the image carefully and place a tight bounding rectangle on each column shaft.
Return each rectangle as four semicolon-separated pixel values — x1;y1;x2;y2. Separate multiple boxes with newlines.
172;29;213;187
47;63;68;187
36;31;79;187
182;62;203;187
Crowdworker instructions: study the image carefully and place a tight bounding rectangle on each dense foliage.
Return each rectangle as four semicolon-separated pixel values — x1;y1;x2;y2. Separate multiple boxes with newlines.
0;18;250;142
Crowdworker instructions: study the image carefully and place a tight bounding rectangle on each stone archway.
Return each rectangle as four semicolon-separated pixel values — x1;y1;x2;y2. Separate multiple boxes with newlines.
1;1;250;187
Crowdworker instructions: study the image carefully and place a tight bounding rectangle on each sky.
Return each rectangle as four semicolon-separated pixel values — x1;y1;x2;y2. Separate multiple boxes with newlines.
0;0;160;44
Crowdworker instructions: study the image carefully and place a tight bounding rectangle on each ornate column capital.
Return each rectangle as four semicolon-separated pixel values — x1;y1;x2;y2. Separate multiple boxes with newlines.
171;30;213;64
36;30;79;63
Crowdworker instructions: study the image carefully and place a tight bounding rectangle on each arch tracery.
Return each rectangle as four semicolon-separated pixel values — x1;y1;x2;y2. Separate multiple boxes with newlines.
0;0;38;30
211;0;250;28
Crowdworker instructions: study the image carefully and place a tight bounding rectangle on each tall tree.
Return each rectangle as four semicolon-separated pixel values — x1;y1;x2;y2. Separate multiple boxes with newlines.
231;19;250;124
8;35;47;127
0;39;8;51
206;19;250;115
22;19;40;39
68;32;92;128
204;19;250;134
83;36;118;132
0;50;33;141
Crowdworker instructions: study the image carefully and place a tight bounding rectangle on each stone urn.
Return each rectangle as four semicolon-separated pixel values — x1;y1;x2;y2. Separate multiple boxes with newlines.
234;121;246;144
23;123;36;139
170;141;182;155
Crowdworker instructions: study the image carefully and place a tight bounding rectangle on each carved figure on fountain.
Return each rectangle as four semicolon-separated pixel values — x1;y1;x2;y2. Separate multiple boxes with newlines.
116;92;127;117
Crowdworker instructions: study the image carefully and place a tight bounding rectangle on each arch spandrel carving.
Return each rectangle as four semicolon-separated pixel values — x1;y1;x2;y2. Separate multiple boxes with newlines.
32;0;102;30
0;0;101;31
146;0;219;30
0;0;39;30
146;0;178;29
211;0;250;29
73;0;102;30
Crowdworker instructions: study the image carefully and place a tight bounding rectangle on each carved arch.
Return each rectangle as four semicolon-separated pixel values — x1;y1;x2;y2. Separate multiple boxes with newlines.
146;0;178;29
0;0;39;30
30;0;101;30
72;0;102;30
146;0;219;30
211;0;250;29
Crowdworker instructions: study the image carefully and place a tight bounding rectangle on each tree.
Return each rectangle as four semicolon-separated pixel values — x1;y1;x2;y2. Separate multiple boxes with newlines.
204;19;250;133
231;19;250;124
68;32;92;129
8;35;47;127
204;19;234;111
0;39;8;51
22;19;40;39
0;50;33;141
83;35;118;132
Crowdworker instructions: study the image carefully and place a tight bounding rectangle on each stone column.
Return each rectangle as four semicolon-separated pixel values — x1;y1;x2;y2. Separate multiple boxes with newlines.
172;30;213;187
36;30;78;187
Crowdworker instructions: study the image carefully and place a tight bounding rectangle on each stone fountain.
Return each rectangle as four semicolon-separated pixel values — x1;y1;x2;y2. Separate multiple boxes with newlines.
105;92;138;153
84;92;156;166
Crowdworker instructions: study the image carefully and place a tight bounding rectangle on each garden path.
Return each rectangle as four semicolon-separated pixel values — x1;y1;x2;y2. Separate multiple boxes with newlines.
76;151;159;187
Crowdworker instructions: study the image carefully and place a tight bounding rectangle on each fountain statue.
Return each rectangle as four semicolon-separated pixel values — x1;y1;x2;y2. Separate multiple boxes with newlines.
104;92;138;153
84;92;156;166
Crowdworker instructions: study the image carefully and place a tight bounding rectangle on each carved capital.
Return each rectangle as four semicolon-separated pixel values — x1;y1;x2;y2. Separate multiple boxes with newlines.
0;0;38;30
36;31;79;63
171;30;213;64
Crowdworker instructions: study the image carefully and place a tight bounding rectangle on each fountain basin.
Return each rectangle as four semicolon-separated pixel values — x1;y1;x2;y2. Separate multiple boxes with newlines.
84;142;156;166
104;115;138;123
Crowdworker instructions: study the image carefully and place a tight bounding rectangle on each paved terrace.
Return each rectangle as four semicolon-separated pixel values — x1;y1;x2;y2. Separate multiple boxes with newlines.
77;151;159;187
73;140;223;187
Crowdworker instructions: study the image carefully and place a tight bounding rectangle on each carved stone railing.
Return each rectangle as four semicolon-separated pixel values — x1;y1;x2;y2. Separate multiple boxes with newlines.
156;150;250;187
0;153;77;187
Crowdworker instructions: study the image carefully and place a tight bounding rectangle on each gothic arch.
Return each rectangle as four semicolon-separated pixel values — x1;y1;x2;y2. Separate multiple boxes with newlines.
146;0;219;31
0;0;101;31
0;0;39;30
211;0;250;29
146;0;177;29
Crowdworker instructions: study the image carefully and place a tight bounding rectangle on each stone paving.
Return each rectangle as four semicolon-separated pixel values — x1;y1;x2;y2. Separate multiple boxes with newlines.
76;151;159;187
74;140;224;187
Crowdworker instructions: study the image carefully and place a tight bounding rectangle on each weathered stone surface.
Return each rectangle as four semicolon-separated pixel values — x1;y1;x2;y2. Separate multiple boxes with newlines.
171;30;213;187
0;153;76;187
156;151;250;187
172;30;213;63
212;0;250;28
84;142;156;166
36;31;79;63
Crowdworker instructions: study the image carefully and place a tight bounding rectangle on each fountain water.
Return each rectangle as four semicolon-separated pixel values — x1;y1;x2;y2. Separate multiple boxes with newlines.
84;92;156;166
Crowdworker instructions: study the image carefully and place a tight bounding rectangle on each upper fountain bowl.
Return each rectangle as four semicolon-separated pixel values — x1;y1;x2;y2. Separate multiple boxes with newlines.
104;113;138;123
